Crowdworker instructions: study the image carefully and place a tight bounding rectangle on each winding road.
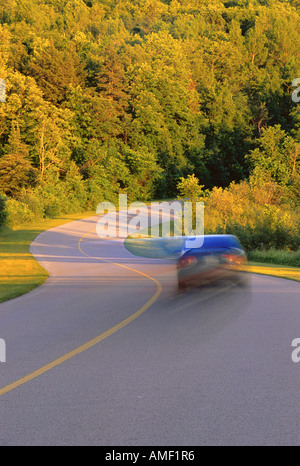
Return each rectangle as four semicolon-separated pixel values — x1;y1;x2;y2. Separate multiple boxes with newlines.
0;215;299;446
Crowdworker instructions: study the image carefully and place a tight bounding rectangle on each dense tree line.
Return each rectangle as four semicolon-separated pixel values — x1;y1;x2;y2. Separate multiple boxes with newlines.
0;0;299;223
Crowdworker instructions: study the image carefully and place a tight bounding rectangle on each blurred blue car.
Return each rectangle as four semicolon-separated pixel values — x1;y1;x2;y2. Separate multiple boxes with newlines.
177;234;247;290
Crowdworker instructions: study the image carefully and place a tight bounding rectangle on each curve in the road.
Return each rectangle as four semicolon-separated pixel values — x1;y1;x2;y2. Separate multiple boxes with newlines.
0;226;162;397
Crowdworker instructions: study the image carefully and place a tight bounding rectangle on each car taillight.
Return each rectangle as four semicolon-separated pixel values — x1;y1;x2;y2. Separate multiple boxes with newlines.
178;256;197;268
221;253;246;265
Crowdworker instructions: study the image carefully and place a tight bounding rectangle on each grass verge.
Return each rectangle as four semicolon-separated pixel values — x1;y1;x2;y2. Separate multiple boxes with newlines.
242;262;300;282
247;249;300;267
0;212;95;303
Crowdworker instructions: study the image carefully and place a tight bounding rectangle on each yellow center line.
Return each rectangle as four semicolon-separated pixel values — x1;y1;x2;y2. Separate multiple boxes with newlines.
0;225;162;397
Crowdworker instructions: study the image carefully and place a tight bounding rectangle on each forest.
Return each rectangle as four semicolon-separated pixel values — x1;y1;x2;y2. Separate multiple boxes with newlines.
0;0;299;257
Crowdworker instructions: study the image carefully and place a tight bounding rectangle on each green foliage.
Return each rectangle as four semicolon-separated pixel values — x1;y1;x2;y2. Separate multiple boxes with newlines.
248;249;300;267
225;206;299;252
177;174;207;203
246;125;299;187
34;163;88;216
5;198;37;227
123;145;162;201
18;188;45;220
0;124;38;196
26;43;86;105
178;176;300;253
0;194;7;228
0;0;299;234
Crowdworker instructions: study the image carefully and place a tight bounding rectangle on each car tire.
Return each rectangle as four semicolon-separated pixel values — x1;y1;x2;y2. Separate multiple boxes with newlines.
234;274;249;289
178;281;186;292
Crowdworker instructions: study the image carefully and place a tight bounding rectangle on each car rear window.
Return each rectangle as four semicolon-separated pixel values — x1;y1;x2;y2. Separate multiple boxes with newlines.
185;235;242;250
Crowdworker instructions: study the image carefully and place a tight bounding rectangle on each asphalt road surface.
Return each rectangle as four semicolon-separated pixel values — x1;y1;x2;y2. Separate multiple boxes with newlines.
0;215;299;446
